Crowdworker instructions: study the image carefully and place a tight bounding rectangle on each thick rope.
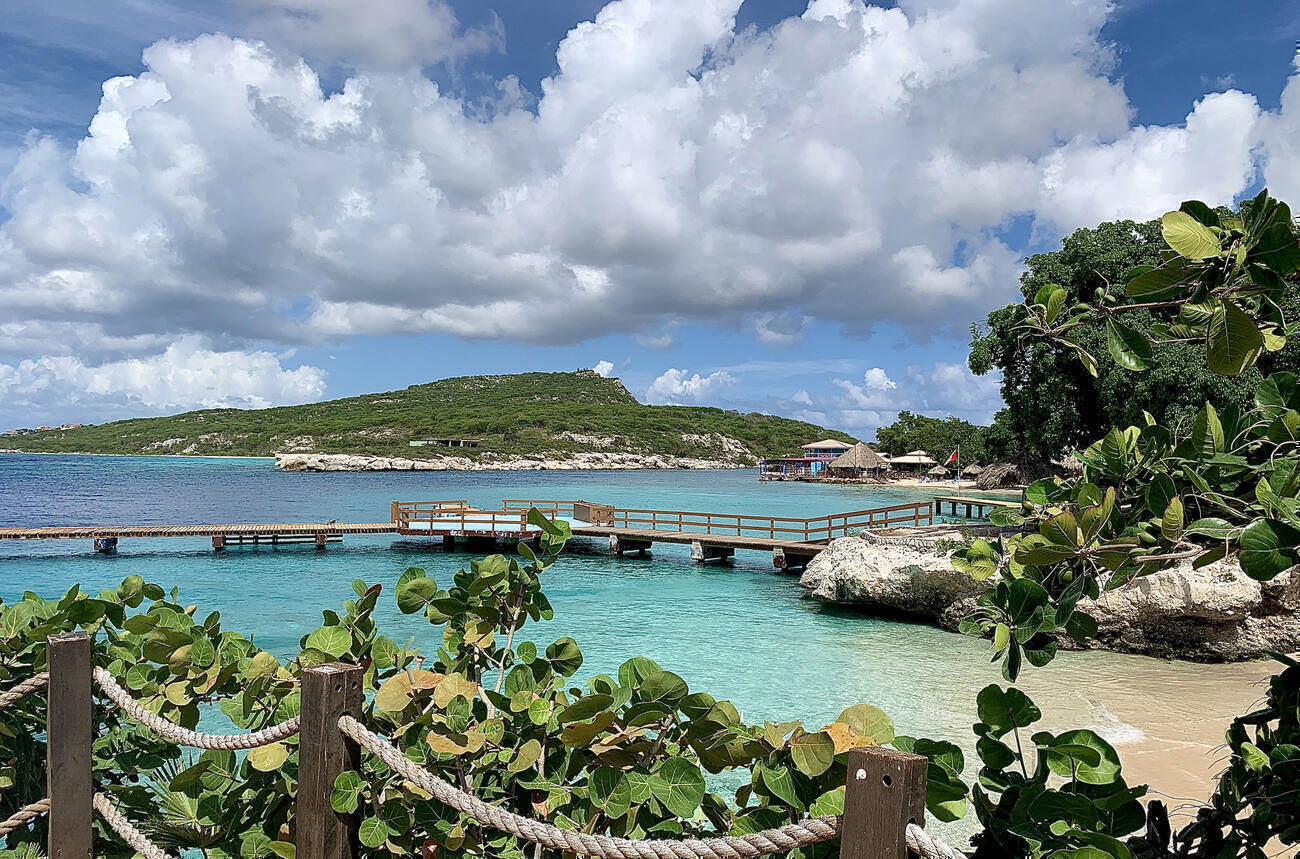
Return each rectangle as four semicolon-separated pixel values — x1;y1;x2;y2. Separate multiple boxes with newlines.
0;799;50;838
0;673;48;709
94;667;300;749
93;793;177;859
342;715;839;859
905;823;965;859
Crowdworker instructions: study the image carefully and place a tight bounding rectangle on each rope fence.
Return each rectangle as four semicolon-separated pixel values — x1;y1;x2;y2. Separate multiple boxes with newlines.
0;799;50;838
0;672;48;709
341;715;840;859
93;793;177;859
93;667;301;749
2;637;967;859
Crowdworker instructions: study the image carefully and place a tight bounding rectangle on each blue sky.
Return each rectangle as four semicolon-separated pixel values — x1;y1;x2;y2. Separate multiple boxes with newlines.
0;0;1298;437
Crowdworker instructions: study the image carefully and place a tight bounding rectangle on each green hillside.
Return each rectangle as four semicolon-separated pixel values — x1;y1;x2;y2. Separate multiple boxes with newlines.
0;371;852;464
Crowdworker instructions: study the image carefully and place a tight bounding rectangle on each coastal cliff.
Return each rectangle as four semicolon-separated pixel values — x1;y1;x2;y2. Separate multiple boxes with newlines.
799;529;1300;662
275;451;747;471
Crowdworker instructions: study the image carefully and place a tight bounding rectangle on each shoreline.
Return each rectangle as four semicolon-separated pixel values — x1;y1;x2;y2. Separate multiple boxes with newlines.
0;450;276;460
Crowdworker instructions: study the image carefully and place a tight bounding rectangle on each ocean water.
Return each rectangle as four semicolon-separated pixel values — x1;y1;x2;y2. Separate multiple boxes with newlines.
0;453;1268;821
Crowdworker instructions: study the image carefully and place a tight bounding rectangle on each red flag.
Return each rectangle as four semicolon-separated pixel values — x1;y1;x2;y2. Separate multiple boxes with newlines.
945;449;958;465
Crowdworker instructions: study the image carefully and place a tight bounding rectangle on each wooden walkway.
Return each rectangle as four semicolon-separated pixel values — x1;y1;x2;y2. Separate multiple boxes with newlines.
0;496;937;568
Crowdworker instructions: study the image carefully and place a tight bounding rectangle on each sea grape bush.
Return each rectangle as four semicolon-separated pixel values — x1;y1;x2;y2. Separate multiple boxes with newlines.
949;189;1300;856
0;509;971;859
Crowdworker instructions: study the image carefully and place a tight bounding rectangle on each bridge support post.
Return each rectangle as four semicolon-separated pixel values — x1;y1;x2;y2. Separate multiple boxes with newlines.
773;547;818;572
315;533;328;550
93;537;117;554
690;541;733;564
212;535;225;552
610;535;652;556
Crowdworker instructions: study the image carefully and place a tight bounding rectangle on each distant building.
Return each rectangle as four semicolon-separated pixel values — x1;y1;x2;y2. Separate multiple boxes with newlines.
35;426;54;431
760;438;855;480
889;450;938;473
409;438;481;448
59;424;83;430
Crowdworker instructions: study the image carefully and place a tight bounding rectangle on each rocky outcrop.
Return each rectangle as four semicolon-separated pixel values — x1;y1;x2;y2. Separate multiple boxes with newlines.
275;452;747;472
799;530;1300;661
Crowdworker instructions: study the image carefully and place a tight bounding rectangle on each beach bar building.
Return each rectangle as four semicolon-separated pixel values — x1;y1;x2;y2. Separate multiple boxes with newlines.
889;449;938;474
827;443;890;479
759;438;853;480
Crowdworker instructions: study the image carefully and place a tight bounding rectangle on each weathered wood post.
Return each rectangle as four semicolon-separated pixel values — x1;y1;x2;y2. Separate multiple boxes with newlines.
47;631;93;859
841;746;928;859
299;663;363;859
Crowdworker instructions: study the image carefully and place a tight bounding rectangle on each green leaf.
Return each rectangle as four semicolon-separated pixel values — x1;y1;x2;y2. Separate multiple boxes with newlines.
1239;518;1300;580
1206;300;1263;375
589;767;632;819
508;739;541;773
1125;259;1189;300
247;742;289;772
305;626;351;658
1241;741;1270;772
395;572;437;614
1106;318;1152;371
1045;288;1066;324
1179;199;1220;228
1161;497;1184;542
1162;209;1222;259
759;763;800;809
557;694;613;724
1045;730;1121;785
835;704;895;744
789;729;836;777
358;816;391;848
976;685;1041;737
992;623;1010;652
330;771;363;814
545;637;584;677
649;758;706;818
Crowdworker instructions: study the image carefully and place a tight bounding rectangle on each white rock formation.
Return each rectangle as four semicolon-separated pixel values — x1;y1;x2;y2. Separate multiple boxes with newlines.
799;530;1300;661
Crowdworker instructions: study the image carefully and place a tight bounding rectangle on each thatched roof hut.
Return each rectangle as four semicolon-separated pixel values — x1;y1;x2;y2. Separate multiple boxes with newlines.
975;460;1063;490
927;465;950;477
829;442;889;471
961;463;984;478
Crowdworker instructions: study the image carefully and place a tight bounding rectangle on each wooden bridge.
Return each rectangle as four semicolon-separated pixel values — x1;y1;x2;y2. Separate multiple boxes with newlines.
0;497;938;570
932;494;1020;519
497;498;934;570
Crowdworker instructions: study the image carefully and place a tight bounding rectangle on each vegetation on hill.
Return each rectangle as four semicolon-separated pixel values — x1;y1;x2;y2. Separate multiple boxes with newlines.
0;371;849;464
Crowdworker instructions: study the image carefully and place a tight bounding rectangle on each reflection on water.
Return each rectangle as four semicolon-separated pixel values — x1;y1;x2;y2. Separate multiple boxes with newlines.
0;454;1279;830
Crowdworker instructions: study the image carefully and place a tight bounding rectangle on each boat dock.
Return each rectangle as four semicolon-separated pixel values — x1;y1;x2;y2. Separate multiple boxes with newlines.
0;497;939;572
932;494;1020;518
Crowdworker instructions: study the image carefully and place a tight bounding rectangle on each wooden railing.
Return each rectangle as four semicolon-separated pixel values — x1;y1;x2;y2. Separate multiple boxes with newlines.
391;502;532;534
604;500;932;543
501;499;615;525
396;499;932;543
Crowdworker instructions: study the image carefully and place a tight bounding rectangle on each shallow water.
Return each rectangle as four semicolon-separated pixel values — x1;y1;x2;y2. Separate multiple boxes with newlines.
0;454;1273;829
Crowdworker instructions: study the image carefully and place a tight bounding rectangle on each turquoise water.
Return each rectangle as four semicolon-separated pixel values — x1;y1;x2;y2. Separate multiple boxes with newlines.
0;454;990;739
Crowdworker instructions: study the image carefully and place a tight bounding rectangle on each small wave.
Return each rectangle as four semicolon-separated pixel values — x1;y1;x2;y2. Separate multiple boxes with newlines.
1086;701;1145;744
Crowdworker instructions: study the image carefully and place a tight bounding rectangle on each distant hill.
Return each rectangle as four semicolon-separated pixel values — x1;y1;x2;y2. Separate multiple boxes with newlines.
0;371;853;464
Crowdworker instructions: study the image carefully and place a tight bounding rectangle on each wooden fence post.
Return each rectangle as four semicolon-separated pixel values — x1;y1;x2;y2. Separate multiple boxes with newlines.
299;663;363;859
47;631;92;859
841;746;928;859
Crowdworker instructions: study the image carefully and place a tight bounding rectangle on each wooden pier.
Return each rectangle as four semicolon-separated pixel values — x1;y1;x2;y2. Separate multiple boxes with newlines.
932;494;1021;519
498;498;933;570
0;497;936;570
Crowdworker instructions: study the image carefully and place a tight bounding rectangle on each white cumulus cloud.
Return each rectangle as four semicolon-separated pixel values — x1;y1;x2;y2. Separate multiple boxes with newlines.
0;336;326;415
645;368;736;404
592;360;615;377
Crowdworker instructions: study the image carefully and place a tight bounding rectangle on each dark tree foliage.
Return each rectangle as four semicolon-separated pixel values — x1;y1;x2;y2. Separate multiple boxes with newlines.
873;410;989;464
968;216;1300;461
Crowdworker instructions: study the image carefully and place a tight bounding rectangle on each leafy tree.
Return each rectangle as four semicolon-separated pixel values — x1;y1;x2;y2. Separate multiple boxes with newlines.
874;411;989;465
952;189;1300;855
968;214;1300;461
